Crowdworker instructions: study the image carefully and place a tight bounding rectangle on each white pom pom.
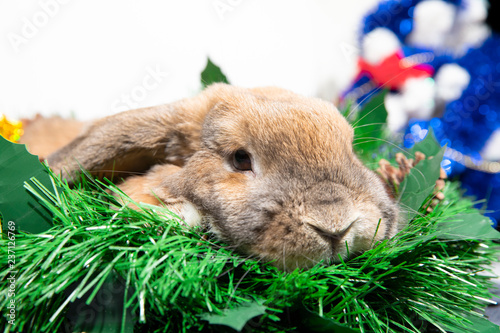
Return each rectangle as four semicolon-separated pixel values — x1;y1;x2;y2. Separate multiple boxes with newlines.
435;64;471;102
385;93;409;132
458;0;488;24
400;77;436;119
384;78;437;132
408;0;457;48
451;0;490;56
362;28;401;65
481;129;500;161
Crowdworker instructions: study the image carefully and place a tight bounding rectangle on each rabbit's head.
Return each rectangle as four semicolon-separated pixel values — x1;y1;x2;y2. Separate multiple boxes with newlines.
48;84;399;270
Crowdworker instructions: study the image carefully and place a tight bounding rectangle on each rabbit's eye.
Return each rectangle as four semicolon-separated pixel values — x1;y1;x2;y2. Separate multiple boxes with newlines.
232;149;252;171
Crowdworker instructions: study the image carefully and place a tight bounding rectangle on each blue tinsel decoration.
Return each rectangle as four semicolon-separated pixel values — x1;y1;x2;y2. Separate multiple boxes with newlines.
353;0;500;227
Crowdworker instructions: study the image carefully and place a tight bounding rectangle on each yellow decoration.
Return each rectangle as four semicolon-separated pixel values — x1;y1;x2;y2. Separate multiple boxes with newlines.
0;114;23;143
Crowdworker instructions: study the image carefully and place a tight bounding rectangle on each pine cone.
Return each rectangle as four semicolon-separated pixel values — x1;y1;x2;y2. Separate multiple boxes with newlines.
427;167;447;213
377;152;447;213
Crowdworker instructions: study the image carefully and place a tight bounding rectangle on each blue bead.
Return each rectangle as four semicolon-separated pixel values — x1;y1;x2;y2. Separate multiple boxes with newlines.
408;6;415;18
440;138;451;147
486;111;498;122
430;118;442;128
399;19;413;36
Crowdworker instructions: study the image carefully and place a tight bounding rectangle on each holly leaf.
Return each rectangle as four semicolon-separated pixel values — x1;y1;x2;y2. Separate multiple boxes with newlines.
399;130;445;221
201;58;229;88
352;90;388;158
437;212;500;240
0;136;55;233
440;313;500;333
299;311;360;333
200;300;267;331
408;126;443;157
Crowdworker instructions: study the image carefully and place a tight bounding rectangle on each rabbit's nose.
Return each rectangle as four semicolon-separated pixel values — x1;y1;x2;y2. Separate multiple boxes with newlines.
305;218;356;241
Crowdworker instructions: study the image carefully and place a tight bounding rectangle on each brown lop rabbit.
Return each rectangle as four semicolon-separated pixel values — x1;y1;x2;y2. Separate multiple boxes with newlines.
24;84;400;270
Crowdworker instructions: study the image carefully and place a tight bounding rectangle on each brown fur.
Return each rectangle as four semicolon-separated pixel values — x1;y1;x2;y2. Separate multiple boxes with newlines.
19;115;86;159
41;84;399;270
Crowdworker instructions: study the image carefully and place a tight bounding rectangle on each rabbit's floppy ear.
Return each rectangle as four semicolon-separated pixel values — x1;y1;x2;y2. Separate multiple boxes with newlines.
47;83;234;182
19;115;86;160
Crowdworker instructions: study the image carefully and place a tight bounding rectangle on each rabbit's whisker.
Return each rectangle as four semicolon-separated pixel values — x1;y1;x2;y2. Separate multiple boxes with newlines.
346;64;426;120
353;137;413;155
93;169;150;176
351;122;388;130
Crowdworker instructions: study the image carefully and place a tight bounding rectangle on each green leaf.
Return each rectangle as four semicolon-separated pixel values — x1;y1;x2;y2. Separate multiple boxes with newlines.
437;212;500;240
352;90;388;157
408;127;442;157
0;136;54;233
399;130;445;220
201;58;229;88
462;315;500;333
200;300;267;331
440;313;500;333
299;311;360;333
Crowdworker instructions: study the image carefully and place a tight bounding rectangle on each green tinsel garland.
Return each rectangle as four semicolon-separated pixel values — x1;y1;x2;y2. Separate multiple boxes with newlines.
0;64;499;332
0;162;499;333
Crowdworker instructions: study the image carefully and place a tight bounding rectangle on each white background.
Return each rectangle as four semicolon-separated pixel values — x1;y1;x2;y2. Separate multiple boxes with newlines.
0;0;378;120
